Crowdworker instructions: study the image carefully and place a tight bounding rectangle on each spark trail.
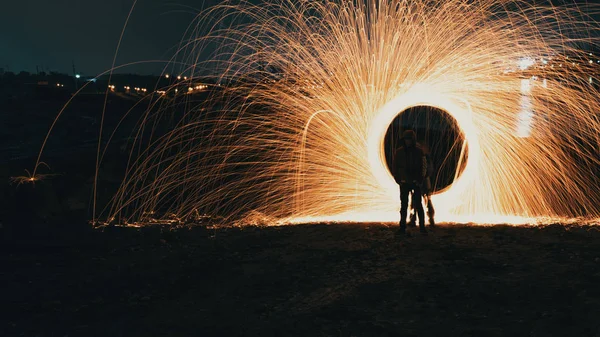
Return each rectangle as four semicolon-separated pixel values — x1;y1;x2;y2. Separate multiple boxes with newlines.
35;0;600;225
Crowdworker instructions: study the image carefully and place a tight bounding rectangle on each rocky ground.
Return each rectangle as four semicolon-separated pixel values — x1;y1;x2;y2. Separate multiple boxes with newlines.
3;222;600;337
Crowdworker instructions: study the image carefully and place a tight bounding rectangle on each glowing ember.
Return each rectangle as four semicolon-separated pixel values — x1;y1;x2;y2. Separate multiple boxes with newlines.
11;163;56;186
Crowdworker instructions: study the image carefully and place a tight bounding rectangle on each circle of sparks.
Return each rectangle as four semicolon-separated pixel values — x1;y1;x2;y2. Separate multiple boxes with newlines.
366;84;479;223
32;0;600;225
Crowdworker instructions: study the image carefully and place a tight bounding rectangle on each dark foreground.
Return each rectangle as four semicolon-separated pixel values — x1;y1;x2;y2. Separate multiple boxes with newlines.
3;223;600;337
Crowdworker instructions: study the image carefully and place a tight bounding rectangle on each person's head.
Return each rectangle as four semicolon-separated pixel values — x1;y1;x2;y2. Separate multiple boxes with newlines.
402;130;416;147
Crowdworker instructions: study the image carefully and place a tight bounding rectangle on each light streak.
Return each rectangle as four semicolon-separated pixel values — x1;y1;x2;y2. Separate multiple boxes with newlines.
10;163;57;186
31;0;600;225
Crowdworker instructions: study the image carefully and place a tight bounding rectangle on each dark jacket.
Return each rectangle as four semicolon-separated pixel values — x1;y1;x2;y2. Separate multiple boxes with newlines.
392;144;427;184
425;152;434;178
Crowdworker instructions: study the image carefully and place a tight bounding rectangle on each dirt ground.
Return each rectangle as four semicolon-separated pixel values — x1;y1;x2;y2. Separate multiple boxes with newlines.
3;223;600;337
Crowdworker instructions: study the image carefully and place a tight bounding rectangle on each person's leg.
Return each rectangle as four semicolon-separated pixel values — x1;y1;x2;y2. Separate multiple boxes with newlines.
423;177;435;226
399;184;410;233
408;191;417;227
412;186;426;232
426;196;436;226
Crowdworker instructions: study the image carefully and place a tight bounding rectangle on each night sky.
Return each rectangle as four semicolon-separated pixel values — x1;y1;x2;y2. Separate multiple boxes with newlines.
3;0;599;76
1;0;221;75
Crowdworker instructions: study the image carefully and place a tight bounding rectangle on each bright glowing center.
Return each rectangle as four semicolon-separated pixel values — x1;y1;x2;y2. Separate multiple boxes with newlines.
288;83;539;225
367;83;481;221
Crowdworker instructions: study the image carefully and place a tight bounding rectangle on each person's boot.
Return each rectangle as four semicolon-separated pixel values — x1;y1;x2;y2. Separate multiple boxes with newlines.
396;223;410;237
408;212;417;228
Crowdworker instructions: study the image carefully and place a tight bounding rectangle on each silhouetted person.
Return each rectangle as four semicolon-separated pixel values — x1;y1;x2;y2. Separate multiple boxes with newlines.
392;130;427;236
408;146;436;227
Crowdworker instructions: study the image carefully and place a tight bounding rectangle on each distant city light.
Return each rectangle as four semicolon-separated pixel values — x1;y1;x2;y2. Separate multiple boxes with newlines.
517;57;535;70
177;76;181;80
520;78;532;94
165;74;170;79
518;78;533;138
75;74;81;79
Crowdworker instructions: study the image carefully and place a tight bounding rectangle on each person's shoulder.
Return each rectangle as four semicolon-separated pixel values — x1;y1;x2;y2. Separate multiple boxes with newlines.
417;143;430;154
415;143;426;154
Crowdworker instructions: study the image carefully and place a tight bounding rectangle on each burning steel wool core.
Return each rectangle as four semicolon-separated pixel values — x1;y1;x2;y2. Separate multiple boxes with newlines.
31;0;600;225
